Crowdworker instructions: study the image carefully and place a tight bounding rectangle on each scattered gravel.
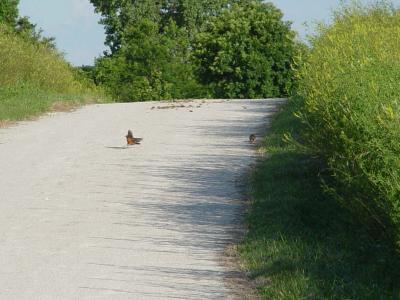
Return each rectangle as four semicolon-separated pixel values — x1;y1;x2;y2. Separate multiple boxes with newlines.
0;99;283;299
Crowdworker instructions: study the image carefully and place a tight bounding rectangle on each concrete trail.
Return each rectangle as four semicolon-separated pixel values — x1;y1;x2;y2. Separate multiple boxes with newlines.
0;99;282;299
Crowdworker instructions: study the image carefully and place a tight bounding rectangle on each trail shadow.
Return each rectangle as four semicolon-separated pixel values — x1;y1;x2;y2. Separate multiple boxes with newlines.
244;150;400;299
105;146;129;150
105;145;141;149
239;98;400;299
81;99;283;298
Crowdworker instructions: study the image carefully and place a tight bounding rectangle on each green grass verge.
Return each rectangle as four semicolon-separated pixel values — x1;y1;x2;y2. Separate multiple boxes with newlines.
0;84;102;122
238;98;400;299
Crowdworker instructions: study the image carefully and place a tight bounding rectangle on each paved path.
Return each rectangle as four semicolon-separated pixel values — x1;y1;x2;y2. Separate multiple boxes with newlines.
0;99;282;299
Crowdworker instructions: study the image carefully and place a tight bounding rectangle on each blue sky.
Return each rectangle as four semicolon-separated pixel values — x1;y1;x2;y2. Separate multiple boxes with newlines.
19;0;104;66
19;0;400;66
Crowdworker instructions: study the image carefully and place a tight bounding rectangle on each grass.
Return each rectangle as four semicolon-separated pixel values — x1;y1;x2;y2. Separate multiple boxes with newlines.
0;25;107;122
238;98;400;299
0;84;99;122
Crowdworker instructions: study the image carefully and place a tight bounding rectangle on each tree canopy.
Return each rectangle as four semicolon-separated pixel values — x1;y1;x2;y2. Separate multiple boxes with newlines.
193;2;298;98
90;0;236;55
90;0;301;101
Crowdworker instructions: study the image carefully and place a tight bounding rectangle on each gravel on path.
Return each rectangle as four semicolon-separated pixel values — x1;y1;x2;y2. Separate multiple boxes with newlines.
0;99;283;299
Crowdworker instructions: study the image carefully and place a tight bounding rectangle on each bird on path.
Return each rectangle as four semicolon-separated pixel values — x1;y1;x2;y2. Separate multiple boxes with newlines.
126;130;142;145
249;134;256;144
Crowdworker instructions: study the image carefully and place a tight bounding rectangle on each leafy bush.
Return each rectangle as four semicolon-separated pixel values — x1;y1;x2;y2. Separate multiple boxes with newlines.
193;1;299;98
297;2;400;243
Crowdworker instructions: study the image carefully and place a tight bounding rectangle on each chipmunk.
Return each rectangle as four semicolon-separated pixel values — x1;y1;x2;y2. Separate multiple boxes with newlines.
249;134;256;144
126;130;142;145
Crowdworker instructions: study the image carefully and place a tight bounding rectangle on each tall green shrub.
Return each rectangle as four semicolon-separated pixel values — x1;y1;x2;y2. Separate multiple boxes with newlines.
297;2;400;243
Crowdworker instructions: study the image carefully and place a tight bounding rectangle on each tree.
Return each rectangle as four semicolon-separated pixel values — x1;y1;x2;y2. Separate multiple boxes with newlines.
94;18;204;101
0;0;55;48
0;0;19;27
90;0;299;101
89;0;235;55
90;0;217;100
15;16;56;48
193;1;299;98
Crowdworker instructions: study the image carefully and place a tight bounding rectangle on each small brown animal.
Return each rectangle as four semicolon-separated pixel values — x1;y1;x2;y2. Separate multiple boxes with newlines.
126;130;142;145
249;134;256;144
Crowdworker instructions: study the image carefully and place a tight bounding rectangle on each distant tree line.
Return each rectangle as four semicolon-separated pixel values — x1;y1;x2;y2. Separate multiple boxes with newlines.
89;0;302;101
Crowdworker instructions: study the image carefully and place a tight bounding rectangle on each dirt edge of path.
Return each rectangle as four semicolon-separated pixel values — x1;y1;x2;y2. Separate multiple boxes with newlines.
221;101;285;300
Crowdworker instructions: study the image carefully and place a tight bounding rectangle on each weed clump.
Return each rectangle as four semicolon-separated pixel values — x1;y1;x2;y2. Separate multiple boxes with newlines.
297;2;400;243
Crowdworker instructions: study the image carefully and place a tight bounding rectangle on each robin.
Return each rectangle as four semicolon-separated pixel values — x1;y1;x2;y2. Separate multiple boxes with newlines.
249;134;256;144
126;130;142;145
